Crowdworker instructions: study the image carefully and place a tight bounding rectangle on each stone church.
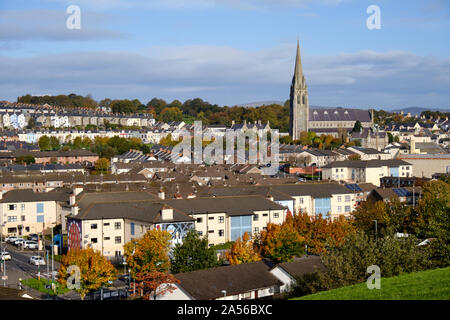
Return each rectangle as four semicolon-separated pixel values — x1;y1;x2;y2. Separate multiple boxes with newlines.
289;41;374;140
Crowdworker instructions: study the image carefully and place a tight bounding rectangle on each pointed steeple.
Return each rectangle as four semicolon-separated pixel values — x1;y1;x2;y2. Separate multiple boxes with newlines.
294;40;303;82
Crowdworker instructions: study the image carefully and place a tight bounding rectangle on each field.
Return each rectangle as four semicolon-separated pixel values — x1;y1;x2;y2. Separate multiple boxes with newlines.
293;267;450;300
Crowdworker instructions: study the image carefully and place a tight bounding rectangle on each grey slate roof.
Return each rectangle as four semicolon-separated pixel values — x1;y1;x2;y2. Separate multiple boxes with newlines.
309;107;372;122
174;260;282;300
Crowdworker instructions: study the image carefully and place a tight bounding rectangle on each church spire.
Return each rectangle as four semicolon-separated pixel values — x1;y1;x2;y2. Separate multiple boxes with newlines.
294;40;303;82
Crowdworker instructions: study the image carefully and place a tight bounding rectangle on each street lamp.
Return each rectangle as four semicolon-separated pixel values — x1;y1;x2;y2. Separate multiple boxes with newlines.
373;220;377;242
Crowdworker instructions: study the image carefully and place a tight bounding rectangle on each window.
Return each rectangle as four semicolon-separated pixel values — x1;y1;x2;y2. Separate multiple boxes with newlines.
338;206;342;213
91;238;98;244
273;213;279;218
345;195;351;202
263;214;268;217
104;237;110;241
208;230;214;234
130;223;135;236
218;216;224;223
196;217;203;223
254;227;259;234
115;222;121;230
7;216;17;222
141;225;144;233
335;169;339;173
218;230;224;237
115;251;121;256
115;236;122;244
103;223;110;226
208;217;214;220
341;169;344;172
198;231;203;236
36;203;44;213
21;216;25;222
253;214;259;221
37;215;44;223
21;204;25;210
299;198;304;204
337;196;342;202
8;204;16;211
91;224;97;229
345;206;351;213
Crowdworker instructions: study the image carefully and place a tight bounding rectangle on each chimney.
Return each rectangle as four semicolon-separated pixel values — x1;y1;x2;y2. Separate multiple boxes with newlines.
266;191;274;202
72;205;79;216
158;187;165;200
161;205;173;220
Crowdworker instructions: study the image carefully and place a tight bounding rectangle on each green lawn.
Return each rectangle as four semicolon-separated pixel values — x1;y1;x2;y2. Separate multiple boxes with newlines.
293;267;450;300
21;278;71;296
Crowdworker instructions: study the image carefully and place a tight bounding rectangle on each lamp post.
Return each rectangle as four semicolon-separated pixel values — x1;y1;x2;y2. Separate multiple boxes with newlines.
373;220;377;242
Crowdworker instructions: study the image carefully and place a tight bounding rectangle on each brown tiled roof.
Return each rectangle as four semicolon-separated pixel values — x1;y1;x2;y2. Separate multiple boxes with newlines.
276;255;326;279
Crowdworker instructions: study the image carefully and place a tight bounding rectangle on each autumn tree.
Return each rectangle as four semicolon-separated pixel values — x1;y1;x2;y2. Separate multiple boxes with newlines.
58;248;116;300
124;229;172;277
259;217;305;263
348;153;361;161
95;157;110;172
170;229;218;273
226;232;261;264
133;271;180;300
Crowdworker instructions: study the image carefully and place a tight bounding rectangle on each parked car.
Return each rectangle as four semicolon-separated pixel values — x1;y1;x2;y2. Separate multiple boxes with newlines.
29;256;45;266
23;241;39;250
14;238;25;246
29;234;39;242
0;252;11;261
5;236;18;243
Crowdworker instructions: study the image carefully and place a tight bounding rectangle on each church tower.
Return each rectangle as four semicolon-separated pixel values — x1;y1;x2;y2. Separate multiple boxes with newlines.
289;40;309;140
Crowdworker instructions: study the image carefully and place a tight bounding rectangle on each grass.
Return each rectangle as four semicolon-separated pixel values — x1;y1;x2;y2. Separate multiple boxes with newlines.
292;267;450;300
21;278;71;296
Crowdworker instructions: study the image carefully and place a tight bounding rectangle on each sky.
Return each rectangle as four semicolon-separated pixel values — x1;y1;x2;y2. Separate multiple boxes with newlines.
0;0;449;110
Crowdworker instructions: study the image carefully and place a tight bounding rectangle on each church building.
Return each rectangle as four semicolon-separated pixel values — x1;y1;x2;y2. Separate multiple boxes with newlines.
289;41;374;140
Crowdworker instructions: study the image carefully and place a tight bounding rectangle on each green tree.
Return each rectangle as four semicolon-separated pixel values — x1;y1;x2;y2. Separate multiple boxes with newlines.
170;229;218;273
49;136;60;150
38;135;51;151
159;107;183;123
352;120;362;132
15;155;35;165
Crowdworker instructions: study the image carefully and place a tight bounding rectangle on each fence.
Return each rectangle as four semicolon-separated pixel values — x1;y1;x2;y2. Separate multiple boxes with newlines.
87;288;129;300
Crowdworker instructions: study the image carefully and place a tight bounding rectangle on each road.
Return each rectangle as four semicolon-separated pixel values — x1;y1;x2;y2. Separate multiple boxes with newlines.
0;242;60;288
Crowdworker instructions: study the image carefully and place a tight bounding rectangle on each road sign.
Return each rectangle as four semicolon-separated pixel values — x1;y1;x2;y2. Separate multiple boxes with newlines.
1;276;7;280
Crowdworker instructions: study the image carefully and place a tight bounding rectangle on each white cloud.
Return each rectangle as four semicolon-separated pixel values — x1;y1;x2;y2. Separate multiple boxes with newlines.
0;44;449;108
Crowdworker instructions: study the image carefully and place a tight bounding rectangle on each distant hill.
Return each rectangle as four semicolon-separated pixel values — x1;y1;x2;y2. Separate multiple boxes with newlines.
237;101;284;107
390;107;450;115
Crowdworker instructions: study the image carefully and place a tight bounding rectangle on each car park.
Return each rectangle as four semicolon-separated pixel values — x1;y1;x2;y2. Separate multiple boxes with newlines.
29;256;45;266
0;252;11;261
23;241;39;250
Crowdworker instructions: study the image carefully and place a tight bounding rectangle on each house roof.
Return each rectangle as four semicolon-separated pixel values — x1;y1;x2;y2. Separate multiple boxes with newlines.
276;255;326;278
309;107;372;122
0;188;70;203
322;159;411;168
174;260;282;300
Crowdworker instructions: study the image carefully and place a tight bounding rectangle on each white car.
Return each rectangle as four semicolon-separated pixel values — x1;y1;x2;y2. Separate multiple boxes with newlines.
5;236;18;243
29;256;46;266
0;252;11;261
23;241;39;250
14;238;25;246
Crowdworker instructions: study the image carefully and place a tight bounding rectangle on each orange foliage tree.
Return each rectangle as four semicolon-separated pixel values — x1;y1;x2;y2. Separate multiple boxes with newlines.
225;232;261;264
133;271;180;300
257;212;356;261
259;215;306;263
58;248;117;300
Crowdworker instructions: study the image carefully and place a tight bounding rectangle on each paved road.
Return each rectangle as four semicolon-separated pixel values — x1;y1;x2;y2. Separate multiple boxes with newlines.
1;242;60;288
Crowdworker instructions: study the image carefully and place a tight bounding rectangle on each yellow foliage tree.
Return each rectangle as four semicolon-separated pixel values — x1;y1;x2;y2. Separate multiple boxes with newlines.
58;248;116;300
124;229;172;277
225;232;261;265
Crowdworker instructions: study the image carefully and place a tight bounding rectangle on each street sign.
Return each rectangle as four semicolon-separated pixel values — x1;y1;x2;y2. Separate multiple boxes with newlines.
1;276;8;280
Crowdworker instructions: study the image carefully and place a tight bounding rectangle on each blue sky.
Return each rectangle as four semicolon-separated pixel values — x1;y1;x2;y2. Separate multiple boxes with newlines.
0;0;449;109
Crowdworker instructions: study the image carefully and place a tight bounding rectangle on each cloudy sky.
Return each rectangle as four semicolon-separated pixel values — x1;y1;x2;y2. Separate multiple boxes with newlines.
1;0;449;110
